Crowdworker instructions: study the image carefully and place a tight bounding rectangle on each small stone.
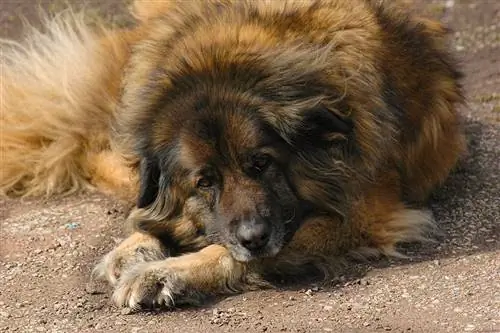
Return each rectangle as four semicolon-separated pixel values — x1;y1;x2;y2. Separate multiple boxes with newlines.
323;305;333;311
305;289;313;296
85;282;103;295
464;324;475;331
64;222;80;230
0;311;10;318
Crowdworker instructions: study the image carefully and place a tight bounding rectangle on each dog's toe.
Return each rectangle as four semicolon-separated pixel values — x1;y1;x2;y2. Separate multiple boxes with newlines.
112;261;183;310
92;233;168;286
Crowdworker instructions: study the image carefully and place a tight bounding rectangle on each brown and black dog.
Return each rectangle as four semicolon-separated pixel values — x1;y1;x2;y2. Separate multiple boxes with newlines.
0;0;465;310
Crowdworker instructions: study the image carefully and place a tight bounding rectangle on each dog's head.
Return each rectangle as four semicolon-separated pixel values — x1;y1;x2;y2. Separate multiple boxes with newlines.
119;27;364;262
144;109;310;261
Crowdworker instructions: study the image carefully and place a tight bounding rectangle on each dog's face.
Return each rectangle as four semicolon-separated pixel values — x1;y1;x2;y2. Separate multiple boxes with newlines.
137;98;314;261
178;110;307;261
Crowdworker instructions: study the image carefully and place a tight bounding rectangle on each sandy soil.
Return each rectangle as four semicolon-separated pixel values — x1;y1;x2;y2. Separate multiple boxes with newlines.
0;1;499;332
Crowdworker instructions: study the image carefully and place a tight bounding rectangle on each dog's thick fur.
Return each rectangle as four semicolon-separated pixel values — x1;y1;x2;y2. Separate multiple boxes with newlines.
1;0;465;310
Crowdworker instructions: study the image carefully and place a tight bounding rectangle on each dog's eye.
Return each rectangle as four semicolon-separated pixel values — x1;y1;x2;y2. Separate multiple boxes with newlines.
196;177;213;188
252;154;271;173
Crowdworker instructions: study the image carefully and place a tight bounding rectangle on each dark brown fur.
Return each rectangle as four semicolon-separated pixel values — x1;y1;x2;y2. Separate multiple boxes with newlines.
1;0;465;310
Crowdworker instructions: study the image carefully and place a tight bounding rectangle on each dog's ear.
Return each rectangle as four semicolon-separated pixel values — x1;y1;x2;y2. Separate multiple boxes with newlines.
130;155;186;244
303;106;353;138
295;105;353;146
260;101;354;146
137;156;161;208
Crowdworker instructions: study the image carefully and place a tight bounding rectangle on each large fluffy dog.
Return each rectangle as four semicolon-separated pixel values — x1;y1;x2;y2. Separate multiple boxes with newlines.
1;0;465;310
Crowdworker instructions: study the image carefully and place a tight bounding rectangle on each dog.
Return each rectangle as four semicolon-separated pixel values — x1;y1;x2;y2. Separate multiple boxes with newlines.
0;0;466;310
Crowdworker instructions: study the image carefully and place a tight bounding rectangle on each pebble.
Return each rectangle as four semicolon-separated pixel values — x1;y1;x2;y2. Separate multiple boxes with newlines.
65;222;80;230
464;324;476;331
360;278;370;286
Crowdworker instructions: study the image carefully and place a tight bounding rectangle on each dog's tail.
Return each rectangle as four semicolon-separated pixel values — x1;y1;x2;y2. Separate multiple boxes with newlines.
0;10;138;198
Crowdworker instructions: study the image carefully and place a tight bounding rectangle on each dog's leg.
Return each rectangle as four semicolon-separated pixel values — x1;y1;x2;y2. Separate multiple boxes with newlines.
93;232;168;286
95;200;211;286
112;244;254;309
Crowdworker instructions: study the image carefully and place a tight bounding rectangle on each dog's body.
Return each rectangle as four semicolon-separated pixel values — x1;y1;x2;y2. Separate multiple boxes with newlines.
1;0;465;309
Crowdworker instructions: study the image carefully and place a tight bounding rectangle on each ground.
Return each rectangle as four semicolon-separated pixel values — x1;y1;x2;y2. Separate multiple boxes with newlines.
0;1;499;332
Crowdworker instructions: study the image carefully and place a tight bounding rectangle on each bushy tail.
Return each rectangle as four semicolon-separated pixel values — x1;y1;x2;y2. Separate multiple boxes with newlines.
0;10;136;197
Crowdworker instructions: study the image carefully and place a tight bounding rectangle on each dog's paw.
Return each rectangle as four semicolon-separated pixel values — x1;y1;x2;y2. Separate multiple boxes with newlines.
93;232;168;285
112;260;202;310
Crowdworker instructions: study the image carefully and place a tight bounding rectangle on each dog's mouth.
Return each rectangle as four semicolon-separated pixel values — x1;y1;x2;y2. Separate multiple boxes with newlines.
229;241;282;262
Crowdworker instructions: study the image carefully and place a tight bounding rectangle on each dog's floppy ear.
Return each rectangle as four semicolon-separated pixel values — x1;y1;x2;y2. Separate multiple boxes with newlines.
260;100;354;146
293;104;353;146
303;105;353;139
137;156;161;208
130;155;187;243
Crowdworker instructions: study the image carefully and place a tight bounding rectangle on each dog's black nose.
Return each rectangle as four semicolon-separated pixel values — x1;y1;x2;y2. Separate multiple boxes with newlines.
236;218;271;251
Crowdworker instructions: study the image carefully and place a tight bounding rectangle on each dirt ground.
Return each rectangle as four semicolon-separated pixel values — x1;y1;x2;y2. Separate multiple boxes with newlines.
0;1;499;332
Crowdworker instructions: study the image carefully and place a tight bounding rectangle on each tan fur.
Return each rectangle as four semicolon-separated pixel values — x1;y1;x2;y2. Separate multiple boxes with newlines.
112;244;254;309
0;11;140;198
1;0;465;310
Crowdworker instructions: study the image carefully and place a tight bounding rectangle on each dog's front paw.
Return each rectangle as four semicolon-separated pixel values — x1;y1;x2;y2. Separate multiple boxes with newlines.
112;260;201;310
93;232;168;285
111;245;248;311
